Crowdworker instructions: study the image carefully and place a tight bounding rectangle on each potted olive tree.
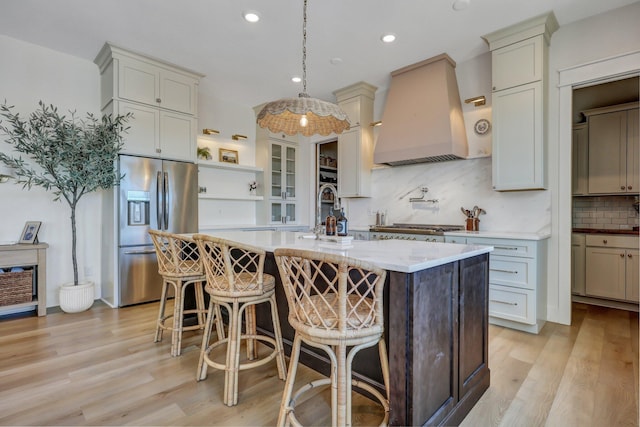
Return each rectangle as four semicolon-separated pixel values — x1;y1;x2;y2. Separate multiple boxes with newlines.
0;101;130;313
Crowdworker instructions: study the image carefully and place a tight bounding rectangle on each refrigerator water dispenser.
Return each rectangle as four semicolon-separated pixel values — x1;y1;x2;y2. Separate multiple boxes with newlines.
127;190;150;226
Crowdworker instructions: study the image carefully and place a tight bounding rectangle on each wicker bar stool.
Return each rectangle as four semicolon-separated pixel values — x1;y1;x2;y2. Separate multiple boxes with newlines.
193;234;287;407
274;248;390;427
149;230;222;357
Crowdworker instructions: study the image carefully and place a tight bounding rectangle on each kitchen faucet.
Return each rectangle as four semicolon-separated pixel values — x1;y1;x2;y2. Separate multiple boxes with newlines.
315;183;340;238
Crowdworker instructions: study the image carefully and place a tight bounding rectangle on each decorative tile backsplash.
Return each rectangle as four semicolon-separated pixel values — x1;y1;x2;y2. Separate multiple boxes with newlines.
572;195;639;229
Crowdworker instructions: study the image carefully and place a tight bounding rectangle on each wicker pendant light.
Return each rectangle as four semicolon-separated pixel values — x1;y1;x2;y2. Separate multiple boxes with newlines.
256;0;350;137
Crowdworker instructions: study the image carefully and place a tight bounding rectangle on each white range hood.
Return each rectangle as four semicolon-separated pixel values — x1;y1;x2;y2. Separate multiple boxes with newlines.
374;53;468;166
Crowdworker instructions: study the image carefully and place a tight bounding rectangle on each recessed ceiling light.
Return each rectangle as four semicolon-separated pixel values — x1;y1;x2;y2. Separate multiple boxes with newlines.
330;57;343;65
452;0;470;11
243;11;260;23
381;33;396;43
291;76;302;83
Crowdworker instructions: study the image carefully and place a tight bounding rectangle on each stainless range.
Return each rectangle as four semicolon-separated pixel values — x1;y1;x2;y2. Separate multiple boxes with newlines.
369;223;465;242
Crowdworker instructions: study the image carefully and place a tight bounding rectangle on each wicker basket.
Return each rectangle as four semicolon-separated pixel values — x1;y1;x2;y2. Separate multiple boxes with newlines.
0;269;33;306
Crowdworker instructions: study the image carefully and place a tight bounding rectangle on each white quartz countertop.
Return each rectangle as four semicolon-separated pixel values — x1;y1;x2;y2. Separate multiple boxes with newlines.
193;230;493;273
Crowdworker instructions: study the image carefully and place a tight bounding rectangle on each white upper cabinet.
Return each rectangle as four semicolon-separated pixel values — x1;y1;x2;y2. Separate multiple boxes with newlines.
491;37;543;91
95;43;203;162
483;12;558;192
333;82;376;198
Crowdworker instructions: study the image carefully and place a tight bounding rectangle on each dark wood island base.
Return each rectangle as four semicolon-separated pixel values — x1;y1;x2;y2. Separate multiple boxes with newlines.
256;252;490;426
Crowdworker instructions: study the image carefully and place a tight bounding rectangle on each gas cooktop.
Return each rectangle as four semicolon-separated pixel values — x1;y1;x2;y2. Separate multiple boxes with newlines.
369;223;465;235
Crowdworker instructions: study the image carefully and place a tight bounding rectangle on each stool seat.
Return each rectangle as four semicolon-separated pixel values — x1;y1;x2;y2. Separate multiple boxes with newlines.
275;248;391;426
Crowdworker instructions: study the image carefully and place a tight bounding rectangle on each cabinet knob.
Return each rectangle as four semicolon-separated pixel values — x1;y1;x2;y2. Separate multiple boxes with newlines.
156;148;161;153
629;253;633;258
156;98;161;103
628;186;633;190
620;253;625;258
603;239;608;244
621;186;626;190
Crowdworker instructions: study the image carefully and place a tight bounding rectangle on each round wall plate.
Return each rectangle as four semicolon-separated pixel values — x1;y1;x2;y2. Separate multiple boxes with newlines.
474;119;491;135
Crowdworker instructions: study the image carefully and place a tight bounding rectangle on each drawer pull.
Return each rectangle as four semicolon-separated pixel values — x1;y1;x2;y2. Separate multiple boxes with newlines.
495;246;518;251
490;299;518;306
490;268;518;274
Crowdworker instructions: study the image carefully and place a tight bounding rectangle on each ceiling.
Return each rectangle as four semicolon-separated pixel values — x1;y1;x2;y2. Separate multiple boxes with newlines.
0;0;637;109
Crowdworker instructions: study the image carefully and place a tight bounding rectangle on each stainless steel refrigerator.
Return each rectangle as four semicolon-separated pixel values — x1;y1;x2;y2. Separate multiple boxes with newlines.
117;155;198;306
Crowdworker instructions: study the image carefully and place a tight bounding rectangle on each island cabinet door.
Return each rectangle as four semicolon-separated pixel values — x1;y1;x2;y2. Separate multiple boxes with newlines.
389;262;459;427
457;254;491;410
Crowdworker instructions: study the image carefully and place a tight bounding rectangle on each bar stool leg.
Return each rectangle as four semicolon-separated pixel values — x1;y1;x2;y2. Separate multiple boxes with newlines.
172;281;187;357
197;299;217;381
277;334;302;427
336;343;348;427
155;279;169;343
195;281;206;327
379;338;391;402
269;294;287;380
245;305;257;360
224;300;242;406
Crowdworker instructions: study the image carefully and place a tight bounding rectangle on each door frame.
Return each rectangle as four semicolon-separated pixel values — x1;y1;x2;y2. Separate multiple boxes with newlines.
555;50;640;324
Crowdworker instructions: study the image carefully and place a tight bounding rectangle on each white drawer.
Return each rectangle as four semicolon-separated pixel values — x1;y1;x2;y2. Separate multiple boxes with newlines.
466;237;536;258
585;234;638;249
489;284;535;325
489;255;535;290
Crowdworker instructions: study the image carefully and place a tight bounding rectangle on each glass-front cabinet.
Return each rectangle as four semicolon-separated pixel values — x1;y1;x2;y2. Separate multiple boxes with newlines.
258;139;298;224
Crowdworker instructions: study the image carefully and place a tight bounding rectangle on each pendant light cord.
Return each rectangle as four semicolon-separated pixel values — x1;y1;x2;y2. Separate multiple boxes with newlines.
301;0;308;97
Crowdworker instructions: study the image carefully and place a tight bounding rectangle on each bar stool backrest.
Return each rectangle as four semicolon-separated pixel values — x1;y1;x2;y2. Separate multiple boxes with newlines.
193;234;267;297
149;230;202;277
274;248;387;340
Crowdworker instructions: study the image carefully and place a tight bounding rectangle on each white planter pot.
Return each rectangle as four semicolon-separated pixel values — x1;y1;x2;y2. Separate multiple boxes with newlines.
59;281;95;313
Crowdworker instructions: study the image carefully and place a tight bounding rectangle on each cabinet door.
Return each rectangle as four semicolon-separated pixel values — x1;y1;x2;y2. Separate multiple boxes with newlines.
627;108;639;192
572;125;588;195
270;201;297;224
338;127;372;197
588;110;627;194
585;246;626;300
492;81;544;190
491;36;543;91
338;129;360;197
118;57;159;106
626;249;639;302
571;241;586;295
159;111;196;162
284;145;297;199
160;70;197;115
118;101;159;157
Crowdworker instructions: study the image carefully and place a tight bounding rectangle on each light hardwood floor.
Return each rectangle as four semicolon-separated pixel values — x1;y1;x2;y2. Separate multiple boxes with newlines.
0;301;637;426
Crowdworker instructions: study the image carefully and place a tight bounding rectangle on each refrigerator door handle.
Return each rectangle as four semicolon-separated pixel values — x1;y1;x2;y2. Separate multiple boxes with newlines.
123;249;157;255
163;171;169;229
156;171;163;230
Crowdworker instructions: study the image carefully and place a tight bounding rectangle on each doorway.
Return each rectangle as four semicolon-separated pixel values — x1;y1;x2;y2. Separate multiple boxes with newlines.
557;50;640;325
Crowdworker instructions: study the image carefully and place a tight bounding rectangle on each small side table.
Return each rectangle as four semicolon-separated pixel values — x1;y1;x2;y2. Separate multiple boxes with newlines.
0;243;48;316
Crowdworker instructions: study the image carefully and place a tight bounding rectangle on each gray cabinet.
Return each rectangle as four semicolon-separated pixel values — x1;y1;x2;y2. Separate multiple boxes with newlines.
585;234;639;302
571;233;586;295
483;13;558;191
466;236;547;334
572;124;589;195
584;103;639;194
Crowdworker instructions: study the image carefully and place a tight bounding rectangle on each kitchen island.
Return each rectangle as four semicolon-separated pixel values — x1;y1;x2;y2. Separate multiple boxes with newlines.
198;230;493;426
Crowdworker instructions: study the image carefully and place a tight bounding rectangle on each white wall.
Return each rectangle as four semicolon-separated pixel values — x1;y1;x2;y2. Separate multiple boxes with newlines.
0;35;103;308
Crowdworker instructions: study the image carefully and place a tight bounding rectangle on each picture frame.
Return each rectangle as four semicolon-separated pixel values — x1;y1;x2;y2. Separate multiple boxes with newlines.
219;148;239;164
19;221;41;244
